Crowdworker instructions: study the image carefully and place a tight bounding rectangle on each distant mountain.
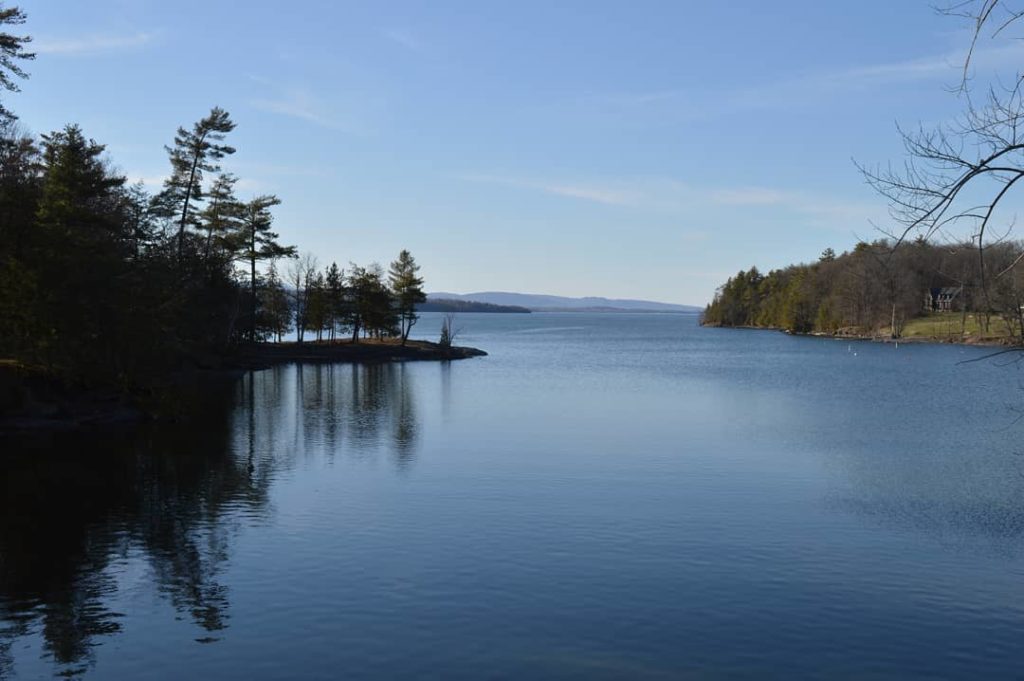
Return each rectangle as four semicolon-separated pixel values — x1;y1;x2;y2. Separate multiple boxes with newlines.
417;298;530;313
428;291;700;313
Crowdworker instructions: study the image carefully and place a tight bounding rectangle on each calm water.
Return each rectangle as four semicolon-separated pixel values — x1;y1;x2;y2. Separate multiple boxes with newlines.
2;313;1024;679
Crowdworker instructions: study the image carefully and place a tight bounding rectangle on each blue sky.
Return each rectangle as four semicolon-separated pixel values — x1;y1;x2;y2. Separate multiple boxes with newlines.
12;1;1021;304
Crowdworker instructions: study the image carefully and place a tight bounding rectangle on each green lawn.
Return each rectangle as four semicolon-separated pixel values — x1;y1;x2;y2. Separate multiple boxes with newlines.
890;311;1017;343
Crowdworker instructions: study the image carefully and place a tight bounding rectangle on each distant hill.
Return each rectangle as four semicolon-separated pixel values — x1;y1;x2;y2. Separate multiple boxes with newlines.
428;291;700;313
417;298;530;313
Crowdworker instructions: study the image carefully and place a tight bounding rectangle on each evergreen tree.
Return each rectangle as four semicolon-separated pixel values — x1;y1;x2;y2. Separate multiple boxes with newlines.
0;5;33;122
324;262;344;341
158;107;236;260
35;125;128;378
348;263;398;341
239;194;295;342
388;249;426;345
198;173;243;265
120;180;157;260
0;119;39;258
259;260;291;342
306;271;329;342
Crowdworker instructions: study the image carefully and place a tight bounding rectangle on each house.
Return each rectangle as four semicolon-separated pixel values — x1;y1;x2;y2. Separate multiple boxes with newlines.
924;286;961;312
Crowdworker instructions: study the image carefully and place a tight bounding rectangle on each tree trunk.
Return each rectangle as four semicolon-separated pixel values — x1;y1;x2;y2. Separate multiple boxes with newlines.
177;132;208;262
250;226;257;342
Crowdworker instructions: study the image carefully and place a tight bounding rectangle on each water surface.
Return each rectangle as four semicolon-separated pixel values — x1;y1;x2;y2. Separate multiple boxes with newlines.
2;313;1023;679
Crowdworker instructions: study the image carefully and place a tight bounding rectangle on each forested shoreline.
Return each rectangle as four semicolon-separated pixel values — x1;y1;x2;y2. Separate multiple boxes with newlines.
0;6;443;419
417;299;530;313
702;239;1024;344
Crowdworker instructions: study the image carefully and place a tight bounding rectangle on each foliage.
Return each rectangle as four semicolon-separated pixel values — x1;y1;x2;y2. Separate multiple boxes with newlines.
156;107;236;259
439;313;457;348
0;6;433;397
0;4;31;121
258;261;291;342
238;194;294;341
388;249;426;344
702;239;1024;342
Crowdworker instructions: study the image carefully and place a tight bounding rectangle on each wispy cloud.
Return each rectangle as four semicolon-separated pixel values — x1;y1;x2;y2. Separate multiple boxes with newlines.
708;186;877;223
248;76;350;131
733;41;1024;108
543;184;636;205
708;187;790;206
231;161;331;179
563;40;1024;123
459;174;638;206
34;31;155;56
461;173;878;226
382;27;424;52
250;91;334;127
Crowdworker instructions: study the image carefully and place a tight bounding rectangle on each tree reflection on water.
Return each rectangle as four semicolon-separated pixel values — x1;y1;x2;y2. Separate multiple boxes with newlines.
0;362;422;677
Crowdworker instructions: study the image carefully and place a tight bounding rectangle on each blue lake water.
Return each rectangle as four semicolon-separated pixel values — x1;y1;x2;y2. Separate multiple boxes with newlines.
2;312;1024;679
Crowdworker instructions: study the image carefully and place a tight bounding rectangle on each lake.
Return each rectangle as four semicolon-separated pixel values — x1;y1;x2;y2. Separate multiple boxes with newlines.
2;312;1024;679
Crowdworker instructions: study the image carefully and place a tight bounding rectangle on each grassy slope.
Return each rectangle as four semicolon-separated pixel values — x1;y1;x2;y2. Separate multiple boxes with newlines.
887;312;1017;344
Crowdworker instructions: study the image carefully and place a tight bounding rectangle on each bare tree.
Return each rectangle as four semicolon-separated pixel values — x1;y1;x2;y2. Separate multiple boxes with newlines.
438;313;460;349
287;253;318;343
859;1;1024;334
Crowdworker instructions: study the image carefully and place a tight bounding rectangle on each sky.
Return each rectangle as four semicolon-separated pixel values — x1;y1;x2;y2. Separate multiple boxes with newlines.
11;1;1024;305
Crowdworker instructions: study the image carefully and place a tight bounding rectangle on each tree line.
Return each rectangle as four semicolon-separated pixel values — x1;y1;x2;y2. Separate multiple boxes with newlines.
262;252;426;345
0;6;426;394
702;239;1024;343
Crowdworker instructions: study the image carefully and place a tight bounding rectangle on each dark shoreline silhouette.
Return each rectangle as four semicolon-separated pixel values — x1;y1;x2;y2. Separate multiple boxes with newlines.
0;340;484;433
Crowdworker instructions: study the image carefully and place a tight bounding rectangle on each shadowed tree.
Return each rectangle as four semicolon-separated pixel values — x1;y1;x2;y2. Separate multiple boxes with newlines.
238;194;295;342
288;253;318;343
158;107;236;260
199;173;243;265
0;119;39;257
35;125;128;378
0;5;33;122
348;263;397;341
305;270;329;341
324;262;344;341
259;260;291;342
120;180;157;259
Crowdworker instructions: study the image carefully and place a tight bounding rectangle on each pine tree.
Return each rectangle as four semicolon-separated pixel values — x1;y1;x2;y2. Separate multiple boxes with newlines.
324;262;344;341
0;5;33;122
388;249;426;345
347;263;397;341
0;120;40;258
239;194;295;342
36;125;128;377
120;180;157;259
158;107;236;260
199;173;243;265
307;271;329;342
260;260;291;342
